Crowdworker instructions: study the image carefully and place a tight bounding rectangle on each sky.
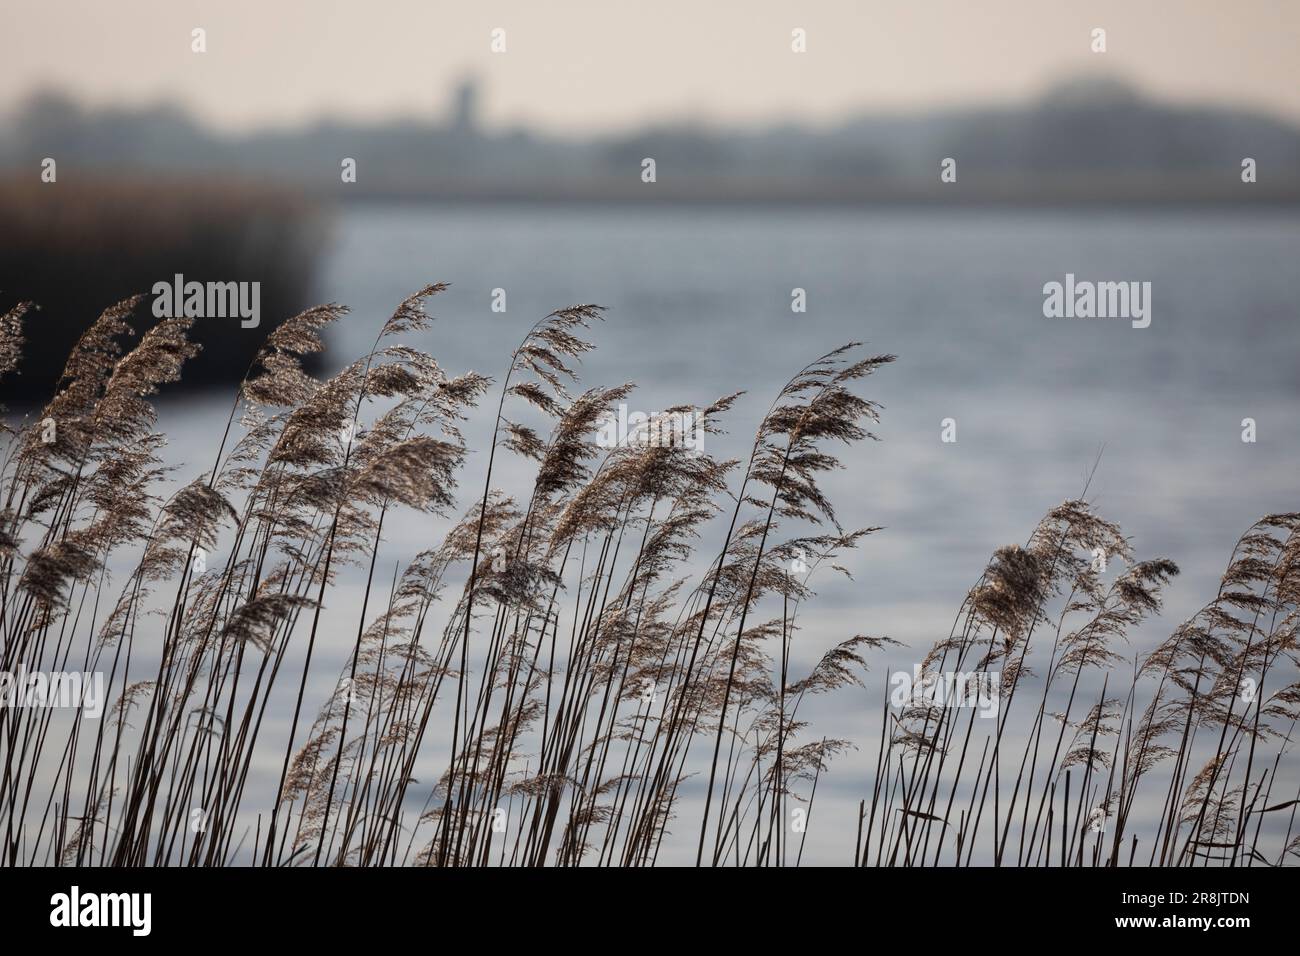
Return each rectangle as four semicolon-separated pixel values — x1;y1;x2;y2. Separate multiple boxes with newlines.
2;0;1298;134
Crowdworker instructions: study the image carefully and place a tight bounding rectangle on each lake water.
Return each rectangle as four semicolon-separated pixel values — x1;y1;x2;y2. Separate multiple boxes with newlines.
25;202;1300;865
314;201;1299;647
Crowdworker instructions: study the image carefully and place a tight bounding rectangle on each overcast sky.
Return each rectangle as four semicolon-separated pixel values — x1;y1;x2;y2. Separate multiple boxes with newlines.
3;0;1297;132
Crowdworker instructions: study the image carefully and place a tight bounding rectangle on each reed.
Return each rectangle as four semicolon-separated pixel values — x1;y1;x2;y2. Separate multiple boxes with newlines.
3;290;1294;866
858;495;1300;867
0;289;896;866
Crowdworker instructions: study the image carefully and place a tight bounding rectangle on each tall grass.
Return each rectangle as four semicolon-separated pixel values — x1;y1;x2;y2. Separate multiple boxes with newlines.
3;290;1295;866
857;499;1300;867
0;288;896;866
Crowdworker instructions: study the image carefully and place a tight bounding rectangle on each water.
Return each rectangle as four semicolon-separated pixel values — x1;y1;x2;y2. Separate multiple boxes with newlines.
317;201;1298;631
31;202;1300;864
310;202;1298;863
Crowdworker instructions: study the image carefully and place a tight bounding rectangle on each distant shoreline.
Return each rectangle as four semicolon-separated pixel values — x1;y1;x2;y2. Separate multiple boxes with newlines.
328;178;1300;207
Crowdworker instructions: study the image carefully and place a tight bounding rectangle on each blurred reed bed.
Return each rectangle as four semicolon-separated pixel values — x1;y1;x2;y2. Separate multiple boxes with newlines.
0;287;895;866
0;176;325;399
